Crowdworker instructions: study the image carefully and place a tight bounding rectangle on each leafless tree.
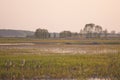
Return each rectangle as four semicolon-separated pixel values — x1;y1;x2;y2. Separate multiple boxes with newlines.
35;28;49;39
60;31;72;38
94;25;102;38
84;23;95;38
83;23;103;38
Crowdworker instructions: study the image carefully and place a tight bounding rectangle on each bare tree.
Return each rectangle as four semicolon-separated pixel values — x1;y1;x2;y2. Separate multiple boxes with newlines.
83;23;103;38
84;23;95;38
79;29;83;38
94;25;102;38
103;29;108;38
60;31;72;38
111;30;116;34
35;28;49;39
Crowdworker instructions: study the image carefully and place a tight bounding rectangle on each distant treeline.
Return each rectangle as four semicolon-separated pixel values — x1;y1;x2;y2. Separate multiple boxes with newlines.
0;29;34;38
35;23;120;39
0;23;120;39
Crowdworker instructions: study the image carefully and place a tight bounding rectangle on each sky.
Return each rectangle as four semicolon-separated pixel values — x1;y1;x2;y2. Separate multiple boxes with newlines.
0;0;120;33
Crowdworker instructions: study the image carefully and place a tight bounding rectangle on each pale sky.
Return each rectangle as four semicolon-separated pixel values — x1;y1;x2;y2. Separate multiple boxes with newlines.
0;0;120;33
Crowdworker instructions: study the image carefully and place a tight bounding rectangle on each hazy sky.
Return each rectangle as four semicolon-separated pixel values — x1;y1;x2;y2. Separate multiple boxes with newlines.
0;0;120;32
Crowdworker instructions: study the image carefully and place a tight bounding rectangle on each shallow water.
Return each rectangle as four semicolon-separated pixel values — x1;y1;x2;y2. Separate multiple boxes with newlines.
0;43;119;54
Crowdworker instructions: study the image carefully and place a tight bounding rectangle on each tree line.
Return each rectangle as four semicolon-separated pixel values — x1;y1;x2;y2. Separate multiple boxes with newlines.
34;23;118;39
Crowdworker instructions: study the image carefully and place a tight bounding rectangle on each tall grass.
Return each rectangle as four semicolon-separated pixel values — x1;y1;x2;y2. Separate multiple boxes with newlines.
0;38;120;79
0;52;120;79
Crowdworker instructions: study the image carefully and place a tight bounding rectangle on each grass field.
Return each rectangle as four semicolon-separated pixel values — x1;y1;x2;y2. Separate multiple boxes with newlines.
0;52;120;80
0;37;120;45
0;38;120;80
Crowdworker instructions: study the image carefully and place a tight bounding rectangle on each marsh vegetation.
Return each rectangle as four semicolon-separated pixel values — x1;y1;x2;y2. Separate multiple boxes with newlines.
0;38;120;80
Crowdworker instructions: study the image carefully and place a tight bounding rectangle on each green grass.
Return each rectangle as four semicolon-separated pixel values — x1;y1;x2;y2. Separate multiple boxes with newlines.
0;52;120;79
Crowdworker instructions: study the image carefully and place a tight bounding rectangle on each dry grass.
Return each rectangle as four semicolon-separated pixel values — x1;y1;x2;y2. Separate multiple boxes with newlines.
0;38;120;79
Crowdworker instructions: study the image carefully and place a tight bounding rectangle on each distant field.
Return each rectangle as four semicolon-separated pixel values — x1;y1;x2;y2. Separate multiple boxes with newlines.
0;37;120;45
0;38;120;79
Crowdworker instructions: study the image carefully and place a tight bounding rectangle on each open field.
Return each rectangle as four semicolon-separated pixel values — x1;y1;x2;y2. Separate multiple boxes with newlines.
0;37;120;45
0;38;120;80
0;50;120;80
